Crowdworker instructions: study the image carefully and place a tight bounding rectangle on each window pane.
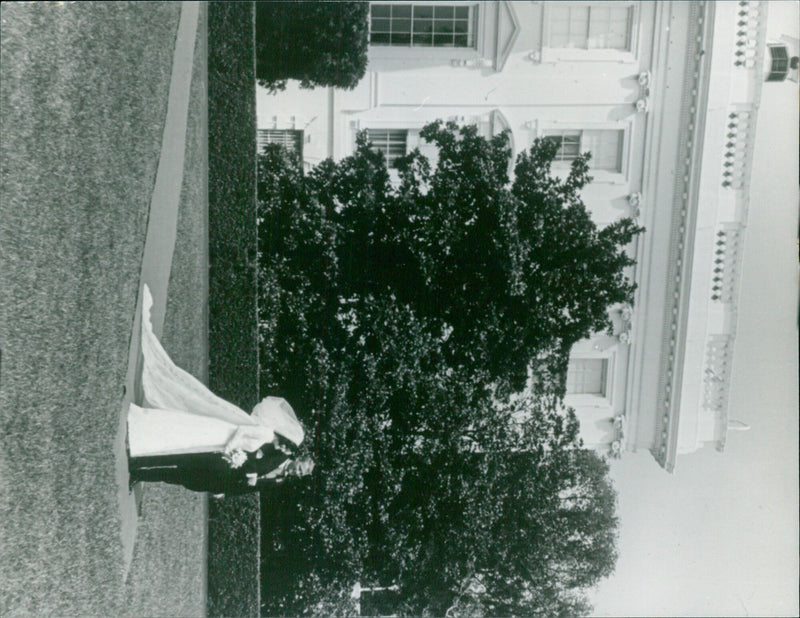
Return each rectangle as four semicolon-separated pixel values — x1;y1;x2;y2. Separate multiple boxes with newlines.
771;45;789;59
415;5;433;18
412;33;433;46
434;20;454;34
587;6;631;49
414;18;434;34
393;18;411;33
391;4;412;18
258;130;303;157
371;4;390;18
453;20;468;34
371;18;391;32
609;8;631;46
454;34;468;47
391;32;411;45
571;7;589;47
367;129;408;168
543;135;562;150
455;6;469;19
544;132;580;161
769;45;790;79
370;32;390;45
433;33;454;47
550;18;569;45
561;138;581;158
434;5;454;19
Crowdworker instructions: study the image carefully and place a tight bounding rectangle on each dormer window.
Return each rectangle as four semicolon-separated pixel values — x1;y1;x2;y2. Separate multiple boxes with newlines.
766;44;790;82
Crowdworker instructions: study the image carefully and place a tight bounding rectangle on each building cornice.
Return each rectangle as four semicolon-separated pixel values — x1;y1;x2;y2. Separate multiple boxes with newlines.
651;0;769;470
650;0;712;472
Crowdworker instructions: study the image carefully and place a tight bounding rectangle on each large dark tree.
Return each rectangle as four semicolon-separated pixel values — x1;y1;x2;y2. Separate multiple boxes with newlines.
256;120;636;616
370;393;618;618
255;1;369;92
328;121;643;392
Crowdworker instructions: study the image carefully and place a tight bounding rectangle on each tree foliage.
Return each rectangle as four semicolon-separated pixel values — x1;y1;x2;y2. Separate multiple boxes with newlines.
255;1;369;92
257;121;638;616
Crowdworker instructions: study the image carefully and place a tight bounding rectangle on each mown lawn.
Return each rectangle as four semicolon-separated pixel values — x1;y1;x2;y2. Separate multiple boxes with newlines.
0;3;207;615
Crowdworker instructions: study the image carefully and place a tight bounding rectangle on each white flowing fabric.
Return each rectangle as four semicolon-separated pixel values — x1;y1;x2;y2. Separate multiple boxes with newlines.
128;402;251;456
127;284;303;457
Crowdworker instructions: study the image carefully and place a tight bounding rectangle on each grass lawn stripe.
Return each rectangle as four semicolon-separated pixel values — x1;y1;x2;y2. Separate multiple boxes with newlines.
0;2;179;614
0;2;206;615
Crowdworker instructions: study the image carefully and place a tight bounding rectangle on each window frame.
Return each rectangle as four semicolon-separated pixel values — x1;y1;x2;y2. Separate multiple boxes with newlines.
369;2;479;49
567;358;609;396
533;120;633;184
564;352;616;410
367;1;487;66
539;1;641;64
543;129;624;172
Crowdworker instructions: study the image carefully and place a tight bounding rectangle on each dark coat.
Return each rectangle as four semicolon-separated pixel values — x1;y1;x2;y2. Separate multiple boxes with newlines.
130;440;293;494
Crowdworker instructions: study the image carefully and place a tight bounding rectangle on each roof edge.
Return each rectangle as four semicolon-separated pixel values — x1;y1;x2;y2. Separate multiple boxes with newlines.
652;0;713;471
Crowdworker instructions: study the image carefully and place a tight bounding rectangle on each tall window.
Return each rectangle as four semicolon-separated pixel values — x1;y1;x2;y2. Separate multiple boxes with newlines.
366;129;408;167
566;359;608;395
549;5;632;50
258;129;303;157
543;129;623;171
370;4;477;48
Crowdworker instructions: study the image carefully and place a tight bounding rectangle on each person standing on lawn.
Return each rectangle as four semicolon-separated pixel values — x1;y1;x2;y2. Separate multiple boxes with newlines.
127;284;313;493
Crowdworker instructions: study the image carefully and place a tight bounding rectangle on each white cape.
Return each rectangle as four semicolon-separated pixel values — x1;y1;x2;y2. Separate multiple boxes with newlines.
127;285;303;457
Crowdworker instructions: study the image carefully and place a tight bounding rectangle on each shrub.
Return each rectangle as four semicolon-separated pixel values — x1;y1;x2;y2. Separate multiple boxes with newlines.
255;1;369;92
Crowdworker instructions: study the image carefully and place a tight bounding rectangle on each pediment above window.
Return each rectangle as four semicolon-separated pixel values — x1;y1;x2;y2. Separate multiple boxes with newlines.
494;1;521;71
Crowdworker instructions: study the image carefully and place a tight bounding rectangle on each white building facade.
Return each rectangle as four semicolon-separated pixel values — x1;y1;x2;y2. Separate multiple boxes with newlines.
258;1;771;471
